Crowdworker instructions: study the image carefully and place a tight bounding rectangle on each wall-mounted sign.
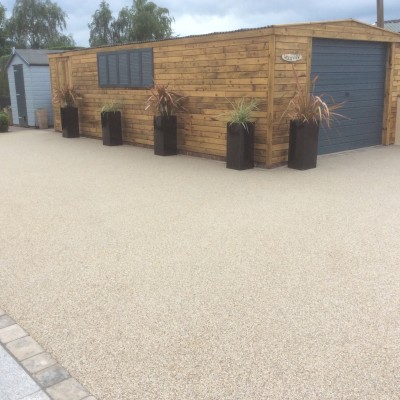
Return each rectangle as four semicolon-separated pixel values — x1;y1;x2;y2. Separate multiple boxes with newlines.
282;54;303;62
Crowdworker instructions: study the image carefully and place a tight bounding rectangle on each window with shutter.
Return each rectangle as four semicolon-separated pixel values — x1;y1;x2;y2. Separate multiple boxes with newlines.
97;48;154;88
129;51;141;87
108;54;118;85
98;55;108;86
118;52;129;86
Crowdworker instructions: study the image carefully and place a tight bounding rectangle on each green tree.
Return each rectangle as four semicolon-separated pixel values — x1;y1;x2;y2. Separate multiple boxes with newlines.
0;3;10;100
113;0;173;43
111;7;132;44
131;0;173;41
7;0;75;49
88;1;114;47
0;3;10;56
0;54;10;103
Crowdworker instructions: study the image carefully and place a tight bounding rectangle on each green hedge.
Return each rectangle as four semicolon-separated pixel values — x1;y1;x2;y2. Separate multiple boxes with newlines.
0;111;9;132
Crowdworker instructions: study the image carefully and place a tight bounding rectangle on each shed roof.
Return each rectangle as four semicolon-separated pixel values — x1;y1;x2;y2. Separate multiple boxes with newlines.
6;49;63;69
384;19;400;32
49;19;400;58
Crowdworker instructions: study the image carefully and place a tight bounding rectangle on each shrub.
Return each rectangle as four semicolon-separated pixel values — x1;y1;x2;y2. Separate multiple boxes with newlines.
0;111;9;132
281;67;346;127
53;86;81;107
226;98;259;128
145;83;186;117
100;100;123;113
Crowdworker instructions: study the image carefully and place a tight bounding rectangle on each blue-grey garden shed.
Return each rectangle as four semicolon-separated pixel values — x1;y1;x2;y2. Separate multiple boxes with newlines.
6;49;62;127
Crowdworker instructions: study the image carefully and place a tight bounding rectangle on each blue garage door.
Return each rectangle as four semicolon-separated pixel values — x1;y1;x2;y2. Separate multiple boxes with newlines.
311;39;387;155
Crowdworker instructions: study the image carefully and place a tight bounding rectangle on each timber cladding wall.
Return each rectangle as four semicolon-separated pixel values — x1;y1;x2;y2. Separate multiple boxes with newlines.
49;28;271;164
271;21;400;167
269;35;311;165
49;20;400;168
389;43;400;143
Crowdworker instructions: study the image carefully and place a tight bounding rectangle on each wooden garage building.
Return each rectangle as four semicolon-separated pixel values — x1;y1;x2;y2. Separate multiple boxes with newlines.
48;19;400;167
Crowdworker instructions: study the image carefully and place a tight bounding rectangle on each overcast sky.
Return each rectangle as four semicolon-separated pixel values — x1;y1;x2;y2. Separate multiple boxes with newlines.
2;0;400;46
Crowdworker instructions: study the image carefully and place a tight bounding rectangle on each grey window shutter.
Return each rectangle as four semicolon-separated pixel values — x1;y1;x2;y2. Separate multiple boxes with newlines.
108;54;118;85
129;51;141;87
141;49;153;88
98;54;108;86
118;52;129;86
98;48;153;88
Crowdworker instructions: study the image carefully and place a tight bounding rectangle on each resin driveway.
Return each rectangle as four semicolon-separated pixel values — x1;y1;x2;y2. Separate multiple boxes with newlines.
1;128;400;400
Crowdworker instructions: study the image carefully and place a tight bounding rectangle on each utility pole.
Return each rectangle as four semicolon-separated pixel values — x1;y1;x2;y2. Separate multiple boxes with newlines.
377;0;384;28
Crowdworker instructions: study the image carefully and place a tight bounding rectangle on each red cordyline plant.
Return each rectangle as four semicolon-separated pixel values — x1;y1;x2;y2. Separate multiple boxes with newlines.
145;83;186;117
282;67;346;127
52;86;81;108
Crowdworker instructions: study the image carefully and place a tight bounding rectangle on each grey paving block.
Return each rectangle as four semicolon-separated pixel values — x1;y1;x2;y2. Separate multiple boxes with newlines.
0;314;15;329
46;378;90;400
33;363;70;388
0;323;27;344
22;352;57;374
21;390;51;399
0;344;40;400
6;336;44;361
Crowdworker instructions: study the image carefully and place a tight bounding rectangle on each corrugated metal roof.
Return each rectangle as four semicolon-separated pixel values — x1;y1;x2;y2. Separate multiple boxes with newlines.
83;25;273;51
384;19;400;33
50;19;400;56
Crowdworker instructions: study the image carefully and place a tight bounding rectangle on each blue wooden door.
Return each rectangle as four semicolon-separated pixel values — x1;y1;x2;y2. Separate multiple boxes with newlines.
311;39;387;155
13;64;28;127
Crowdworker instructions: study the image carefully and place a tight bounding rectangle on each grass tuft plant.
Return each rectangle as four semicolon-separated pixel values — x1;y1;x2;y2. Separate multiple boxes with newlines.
227;98;259;128
219;98;259;132
100;101;123;113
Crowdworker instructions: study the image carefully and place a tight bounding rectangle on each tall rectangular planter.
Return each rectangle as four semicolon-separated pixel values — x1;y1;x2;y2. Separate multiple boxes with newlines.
60;107;79;138
288;120;319;170
154;116;177;156
101;111;122;146
226;122;254;170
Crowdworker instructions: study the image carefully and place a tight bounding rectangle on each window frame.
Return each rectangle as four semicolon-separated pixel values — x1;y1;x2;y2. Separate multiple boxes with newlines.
97;48;154;89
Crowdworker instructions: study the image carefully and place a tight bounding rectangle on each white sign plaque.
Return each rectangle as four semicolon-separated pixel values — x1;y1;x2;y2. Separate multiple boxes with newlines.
282;54;303;62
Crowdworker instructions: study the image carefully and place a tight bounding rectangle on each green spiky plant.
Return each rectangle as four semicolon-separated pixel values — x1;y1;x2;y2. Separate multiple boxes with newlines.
145;83;186;117
226;98;259;131
100;101;123;113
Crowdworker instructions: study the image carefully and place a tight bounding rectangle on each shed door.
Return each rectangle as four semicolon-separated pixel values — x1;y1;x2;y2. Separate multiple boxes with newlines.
311;39;387;155
13;64;28;127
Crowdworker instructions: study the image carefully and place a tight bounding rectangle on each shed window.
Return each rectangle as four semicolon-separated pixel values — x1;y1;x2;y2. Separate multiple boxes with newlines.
97;48;153;88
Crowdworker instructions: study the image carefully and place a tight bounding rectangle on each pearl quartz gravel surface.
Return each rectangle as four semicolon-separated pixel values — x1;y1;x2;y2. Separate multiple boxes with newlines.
0;129;400;399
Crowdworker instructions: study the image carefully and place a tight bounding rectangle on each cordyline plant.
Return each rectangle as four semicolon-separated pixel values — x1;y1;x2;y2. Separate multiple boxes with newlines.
52;86;81;108
145;83;186;117
282;67;346;127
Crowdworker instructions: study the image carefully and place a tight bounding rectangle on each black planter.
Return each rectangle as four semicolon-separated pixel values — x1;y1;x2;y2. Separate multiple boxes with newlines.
101;111;122;146
226;122;254;170
60;107;79;138
153;116;177;156
288;120;319;170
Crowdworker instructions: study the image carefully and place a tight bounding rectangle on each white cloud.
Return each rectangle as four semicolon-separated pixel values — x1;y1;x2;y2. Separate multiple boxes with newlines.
2;0;400;46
